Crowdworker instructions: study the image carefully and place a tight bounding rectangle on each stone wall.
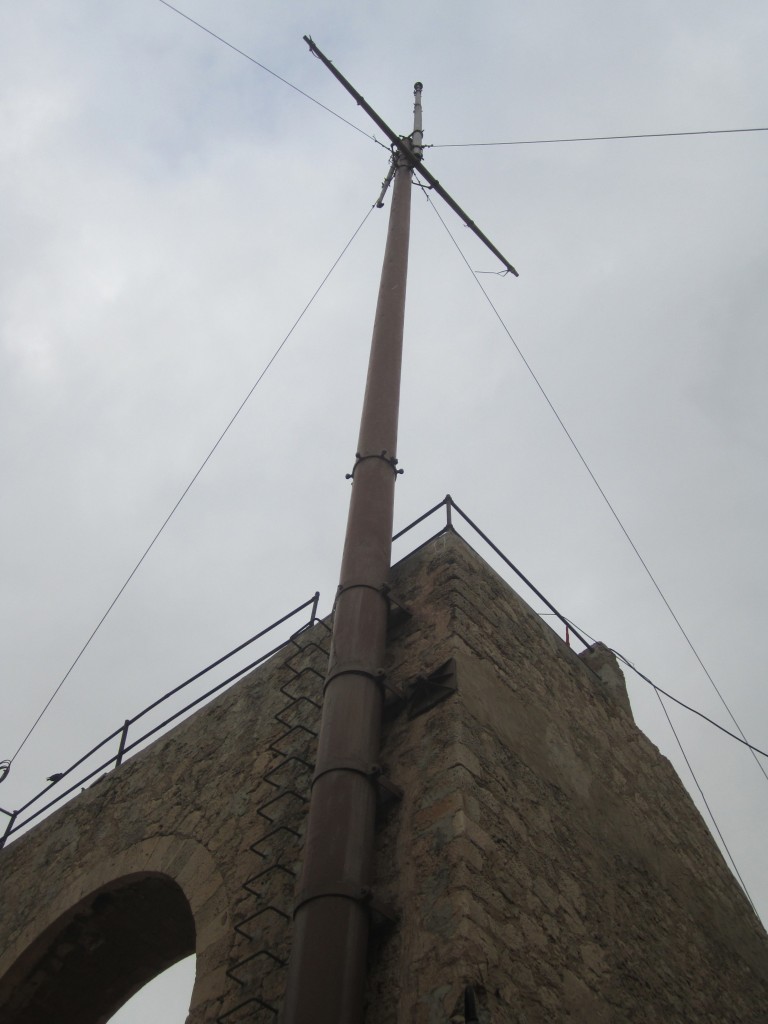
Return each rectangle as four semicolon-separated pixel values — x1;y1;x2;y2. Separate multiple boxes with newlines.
369;530;768;1022
1;528;767;1023
0;616;329;1023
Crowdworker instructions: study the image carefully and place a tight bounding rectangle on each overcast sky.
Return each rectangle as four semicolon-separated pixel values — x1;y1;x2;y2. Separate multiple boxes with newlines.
2;1;767;1019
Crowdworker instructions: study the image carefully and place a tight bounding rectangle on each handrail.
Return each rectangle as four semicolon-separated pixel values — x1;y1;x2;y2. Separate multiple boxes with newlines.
392;494;591;648
0;593;321;848
1;498;586;850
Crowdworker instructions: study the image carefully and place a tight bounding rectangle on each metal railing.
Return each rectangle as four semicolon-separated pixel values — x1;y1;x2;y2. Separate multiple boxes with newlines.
392;494;591;649
0;593;322;848
0;494;590;850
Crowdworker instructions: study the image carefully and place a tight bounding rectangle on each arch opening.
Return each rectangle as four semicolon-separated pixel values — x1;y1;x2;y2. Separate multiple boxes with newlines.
109;953;196;1023
0;872;196;1024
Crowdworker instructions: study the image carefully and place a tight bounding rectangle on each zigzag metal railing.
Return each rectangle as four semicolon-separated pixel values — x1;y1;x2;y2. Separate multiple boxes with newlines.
219;619;330;1023
0;594;322;849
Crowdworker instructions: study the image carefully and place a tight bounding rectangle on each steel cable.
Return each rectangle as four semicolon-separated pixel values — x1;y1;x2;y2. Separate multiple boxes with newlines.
7;202;376;766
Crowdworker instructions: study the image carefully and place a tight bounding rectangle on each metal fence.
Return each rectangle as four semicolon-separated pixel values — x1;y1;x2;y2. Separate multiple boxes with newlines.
0;594;321;848
393;494;590;648
0;494;587;849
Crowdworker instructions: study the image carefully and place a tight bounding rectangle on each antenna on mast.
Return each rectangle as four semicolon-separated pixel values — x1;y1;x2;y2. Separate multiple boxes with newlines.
303;36;519;276
412;80;424;159
375;81;424;209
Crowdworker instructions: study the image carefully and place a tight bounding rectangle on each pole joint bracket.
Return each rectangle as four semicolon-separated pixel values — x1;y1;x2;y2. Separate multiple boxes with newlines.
293;882;398;927
312;758;382;786
293;881;373;916
323;662;386;695
346;450;404;480
334;581;389;605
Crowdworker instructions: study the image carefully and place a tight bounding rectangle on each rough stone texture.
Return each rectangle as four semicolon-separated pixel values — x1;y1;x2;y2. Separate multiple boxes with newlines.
1;528;767;1022
369;530;768;1022
0;619;330;1023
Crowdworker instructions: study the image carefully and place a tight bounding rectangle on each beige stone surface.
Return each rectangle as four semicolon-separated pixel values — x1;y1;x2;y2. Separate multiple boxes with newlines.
368;530;768;1022
0;618;329;1023
1;529;767;1022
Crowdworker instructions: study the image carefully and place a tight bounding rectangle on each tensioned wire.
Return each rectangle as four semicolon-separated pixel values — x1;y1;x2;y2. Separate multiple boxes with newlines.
419;182;768;788
156;2;765;157
16;2;766;769
428;127;768;148
155;0;389;150
418;202;763;910
654;685;756;911
621;644;760;909
8;202;377;766
546;619;758;909
556;614;761;907
154;5;768;773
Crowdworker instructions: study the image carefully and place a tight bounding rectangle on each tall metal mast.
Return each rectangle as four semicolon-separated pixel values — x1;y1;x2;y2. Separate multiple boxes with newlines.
282;85;421;1024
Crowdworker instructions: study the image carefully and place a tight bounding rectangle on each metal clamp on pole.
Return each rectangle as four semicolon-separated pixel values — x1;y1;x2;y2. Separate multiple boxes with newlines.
345;451;403;480
322;663;386;696
312;758;381;786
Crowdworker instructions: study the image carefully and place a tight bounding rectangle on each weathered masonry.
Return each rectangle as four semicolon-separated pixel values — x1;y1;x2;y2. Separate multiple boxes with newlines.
1;529;767;1022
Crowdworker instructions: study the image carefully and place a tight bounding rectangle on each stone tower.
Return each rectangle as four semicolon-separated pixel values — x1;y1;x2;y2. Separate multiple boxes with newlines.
1;526;767;1022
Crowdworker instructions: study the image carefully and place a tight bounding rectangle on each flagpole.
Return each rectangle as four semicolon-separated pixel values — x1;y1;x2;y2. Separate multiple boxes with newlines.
282;86;420;1024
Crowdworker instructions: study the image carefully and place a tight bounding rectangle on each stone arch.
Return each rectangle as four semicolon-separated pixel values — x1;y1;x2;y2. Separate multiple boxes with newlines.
0;835;230;1024
0;872;194;1024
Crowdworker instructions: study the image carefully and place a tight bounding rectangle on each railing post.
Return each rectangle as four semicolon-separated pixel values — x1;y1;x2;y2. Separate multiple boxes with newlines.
0;810;18;850
115;720;130;767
